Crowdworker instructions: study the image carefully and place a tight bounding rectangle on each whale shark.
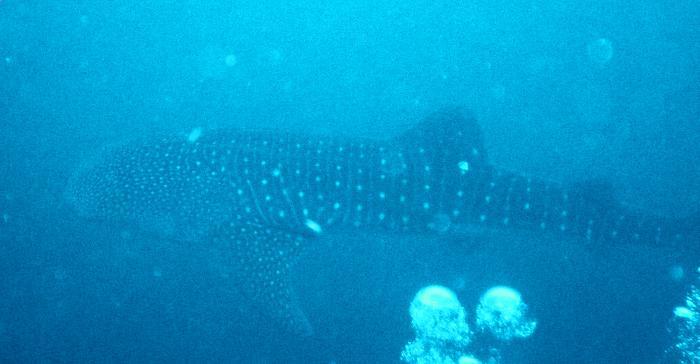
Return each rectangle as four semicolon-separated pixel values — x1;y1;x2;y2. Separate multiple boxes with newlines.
64;108;696;336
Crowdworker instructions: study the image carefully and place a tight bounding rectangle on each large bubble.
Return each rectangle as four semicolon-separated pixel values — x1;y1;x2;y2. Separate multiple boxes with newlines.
457;355;482;364
409;285;472;343
587;38;614;65
402;285;473;364
197;45;236;80
475;286;537;341
667;267;700;362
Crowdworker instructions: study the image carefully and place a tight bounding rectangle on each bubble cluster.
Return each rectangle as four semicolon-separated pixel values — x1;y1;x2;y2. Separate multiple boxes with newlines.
402;285;472;364
402;285;536;363
475;286;537;341
667;267;700;363
409;285;471;343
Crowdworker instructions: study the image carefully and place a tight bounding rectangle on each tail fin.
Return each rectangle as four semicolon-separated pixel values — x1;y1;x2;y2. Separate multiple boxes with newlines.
392;108;698;252
568;180;698;251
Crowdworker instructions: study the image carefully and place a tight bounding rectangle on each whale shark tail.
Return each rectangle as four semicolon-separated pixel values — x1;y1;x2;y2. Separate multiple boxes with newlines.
397;108;700;253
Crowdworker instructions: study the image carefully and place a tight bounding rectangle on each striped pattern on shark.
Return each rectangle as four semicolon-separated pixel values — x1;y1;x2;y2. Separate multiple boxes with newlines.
64;108;696;335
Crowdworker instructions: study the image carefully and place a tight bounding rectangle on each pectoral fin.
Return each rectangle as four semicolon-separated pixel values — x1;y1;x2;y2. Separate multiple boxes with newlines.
214;222;313;336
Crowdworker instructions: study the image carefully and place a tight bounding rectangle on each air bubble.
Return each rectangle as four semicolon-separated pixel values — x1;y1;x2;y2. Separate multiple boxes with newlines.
225;54;237;67
187;127;203;143
587;38;614;65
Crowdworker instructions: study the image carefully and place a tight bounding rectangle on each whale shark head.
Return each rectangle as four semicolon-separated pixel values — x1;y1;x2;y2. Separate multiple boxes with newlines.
64;145;124;220
65;138;232;241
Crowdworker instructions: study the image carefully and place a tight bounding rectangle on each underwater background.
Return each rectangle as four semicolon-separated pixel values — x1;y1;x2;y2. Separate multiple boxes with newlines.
1;0;699;362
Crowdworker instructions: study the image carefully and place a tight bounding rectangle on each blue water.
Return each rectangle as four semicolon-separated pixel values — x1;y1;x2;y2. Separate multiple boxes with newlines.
1;1;699;362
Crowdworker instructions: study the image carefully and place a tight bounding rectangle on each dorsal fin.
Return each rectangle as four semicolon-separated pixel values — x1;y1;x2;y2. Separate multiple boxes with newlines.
569;179;619;213
396;107;489;171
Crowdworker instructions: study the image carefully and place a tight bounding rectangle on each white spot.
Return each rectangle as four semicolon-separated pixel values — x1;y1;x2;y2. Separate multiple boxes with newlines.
428;213;452;233
272;168;281;177
333;202;340;209
224;54;237;67
305;219;322;234
587;38;614;65
669;265;685;282
674;306;695;320
458;161;470;172
187;127;203;143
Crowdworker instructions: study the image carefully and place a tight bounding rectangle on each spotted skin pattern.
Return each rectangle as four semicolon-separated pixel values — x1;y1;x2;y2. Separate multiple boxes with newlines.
65;109;694;335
